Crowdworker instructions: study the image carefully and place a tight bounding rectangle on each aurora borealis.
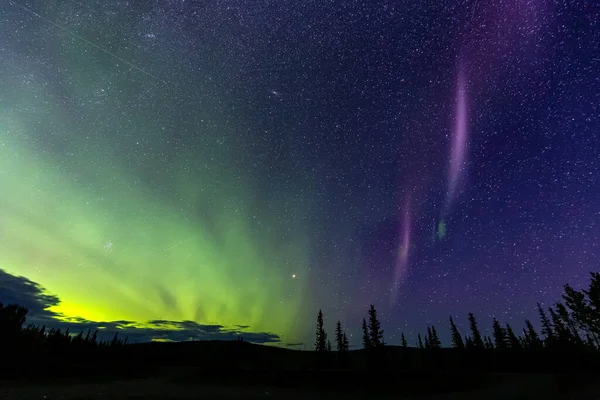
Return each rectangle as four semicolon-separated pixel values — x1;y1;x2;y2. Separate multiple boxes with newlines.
1;0;599;347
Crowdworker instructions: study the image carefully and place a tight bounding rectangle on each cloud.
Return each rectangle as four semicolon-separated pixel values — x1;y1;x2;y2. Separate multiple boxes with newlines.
0;269;280;344
0;269;62;317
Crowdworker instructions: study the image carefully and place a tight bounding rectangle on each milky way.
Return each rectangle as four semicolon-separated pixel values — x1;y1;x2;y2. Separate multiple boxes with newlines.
0;0;598;347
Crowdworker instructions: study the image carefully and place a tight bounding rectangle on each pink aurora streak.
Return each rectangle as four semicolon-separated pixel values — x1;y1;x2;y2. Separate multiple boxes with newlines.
391;199;411;305
447;67;468;209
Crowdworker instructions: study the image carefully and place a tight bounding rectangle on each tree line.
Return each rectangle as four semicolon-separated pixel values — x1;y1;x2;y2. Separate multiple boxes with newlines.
2;272;600;374
312;272;600;371
0;303;127;354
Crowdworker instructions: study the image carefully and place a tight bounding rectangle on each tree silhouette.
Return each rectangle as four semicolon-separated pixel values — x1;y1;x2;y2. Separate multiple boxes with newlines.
468;313;485;349
464;335;474;349
0;303;28;341
492;318;508;349
449;316;464;349
563;273;600;347
429;326;441;348
522;319;542;350
3;272;600;378
537;302;555;345
315;309;327;352
556;302;583;346
563;281;596;344
484;336;494;350
335;321;345;352
73;330;83;344
367;305;384;348
585;333;596;349
0;300;129;374
549;306;573;348
342;332;349;352
111;332;120;347
362;318;371;349
334;321;349;352
505;323;521;349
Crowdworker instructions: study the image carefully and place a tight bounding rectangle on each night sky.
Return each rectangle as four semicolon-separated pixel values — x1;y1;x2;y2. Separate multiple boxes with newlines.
1;0;599;347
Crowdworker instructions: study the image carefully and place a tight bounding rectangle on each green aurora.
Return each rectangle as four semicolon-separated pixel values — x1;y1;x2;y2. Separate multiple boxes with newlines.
0;75;313;342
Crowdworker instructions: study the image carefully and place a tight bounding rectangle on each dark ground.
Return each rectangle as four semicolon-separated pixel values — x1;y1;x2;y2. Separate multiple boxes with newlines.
3;372;600;399
2;341;600;399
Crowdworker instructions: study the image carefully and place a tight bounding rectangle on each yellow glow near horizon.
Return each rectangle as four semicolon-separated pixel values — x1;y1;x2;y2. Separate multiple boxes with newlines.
0;107;311;340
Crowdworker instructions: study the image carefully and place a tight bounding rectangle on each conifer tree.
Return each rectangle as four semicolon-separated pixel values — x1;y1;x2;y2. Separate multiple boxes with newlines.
401;333;407;348
464;335;474;349
505;323;521;349
315;309;327;352
519;335;528;348
449;316;464;349
425;327;432;349
362;318;371;349
586;272;600;333
468;313;485;349
484;336;494;350
537;303;555;345
586;271;600;301
0;303;28;338
342;333;349;352
74;330;83;344
549;306;572;348
522;326;530;343
563;274;600;347
367;305;384;347
492;318;508;349
585;333;596;349
556;302;583;346
417;333;424;349
335;321;345;352
430;326;442;348
523;319;542;350
327;339;332;352
563;283;594;339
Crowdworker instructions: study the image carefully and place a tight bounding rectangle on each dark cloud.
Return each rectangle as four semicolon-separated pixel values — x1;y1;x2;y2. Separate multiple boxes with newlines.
0;269;61;316
0;269;280;344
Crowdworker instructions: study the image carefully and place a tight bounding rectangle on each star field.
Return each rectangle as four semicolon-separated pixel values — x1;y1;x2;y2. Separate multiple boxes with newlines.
0;0;598;346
